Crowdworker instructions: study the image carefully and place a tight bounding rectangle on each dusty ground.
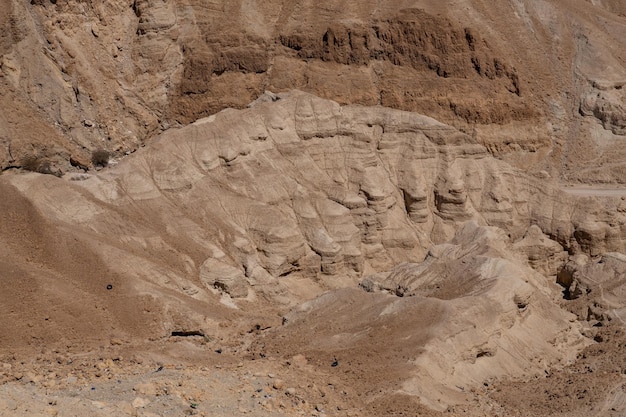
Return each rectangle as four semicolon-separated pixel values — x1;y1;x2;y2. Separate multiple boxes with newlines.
0;319;624;416
1;1;626;416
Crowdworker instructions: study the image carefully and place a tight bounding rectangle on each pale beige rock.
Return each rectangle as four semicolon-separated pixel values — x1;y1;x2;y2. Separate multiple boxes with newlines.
280;223;589;411
131;397;150;409
558;252;626;321
513;225;569;276
2;0;626;187
199;258;249;298
1;92;624;343
0;90;625;417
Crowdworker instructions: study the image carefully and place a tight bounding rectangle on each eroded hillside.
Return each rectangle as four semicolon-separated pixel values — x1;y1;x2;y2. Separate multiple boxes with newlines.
1;92;625;415
1;0;626;182
2;1;626;416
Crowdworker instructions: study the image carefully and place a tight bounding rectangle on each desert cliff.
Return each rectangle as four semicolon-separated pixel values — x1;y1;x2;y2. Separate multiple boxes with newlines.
2;0;626;181
1;1;626;416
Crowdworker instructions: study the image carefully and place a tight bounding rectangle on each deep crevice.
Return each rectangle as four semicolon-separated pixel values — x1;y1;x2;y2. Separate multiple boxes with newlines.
171;330;205;337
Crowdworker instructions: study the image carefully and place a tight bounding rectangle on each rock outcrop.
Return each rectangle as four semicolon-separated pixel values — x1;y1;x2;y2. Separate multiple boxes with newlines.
1;92;624;346
513;225;569;277
558;252;626;322
258;223;589;410
0;90;625;415
580;88;626;136
3;2;626;414
82;92;626;286
1;0;626;183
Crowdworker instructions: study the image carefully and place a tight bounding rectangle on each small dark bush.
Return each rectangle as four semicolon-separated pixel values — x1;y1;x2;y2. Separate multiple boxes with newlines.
21;156;42;172
91;149;110;167
20;156;61;177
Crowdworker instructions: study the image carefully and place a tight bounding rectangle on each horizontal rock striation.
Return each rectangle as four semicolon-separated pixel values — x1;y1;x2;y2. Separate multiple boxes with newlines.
2;0;626;183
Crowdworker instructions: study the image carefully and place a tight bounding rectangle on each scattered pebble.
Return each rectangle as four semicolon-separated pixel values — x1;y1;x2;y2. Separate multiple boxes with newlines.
91;401;107;409
132;397;150;408
272;379;285;390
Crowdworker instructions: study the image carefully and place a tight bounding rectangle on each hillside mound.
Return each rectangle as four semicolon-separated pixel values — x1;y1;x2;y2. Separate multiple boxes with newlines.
0;92;624;415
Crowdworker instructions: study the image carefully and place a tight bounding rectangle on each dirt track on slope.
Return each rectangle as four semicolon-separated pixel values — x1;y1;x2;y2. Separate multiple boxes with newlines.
561;186;626;197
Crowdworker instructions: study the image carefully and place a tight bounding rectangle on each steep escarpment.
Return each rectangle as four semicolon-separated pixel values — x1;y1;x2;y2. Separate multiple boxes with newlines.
2;0;626;183
57;92;626;293
276;9;524;116
2;2;626;414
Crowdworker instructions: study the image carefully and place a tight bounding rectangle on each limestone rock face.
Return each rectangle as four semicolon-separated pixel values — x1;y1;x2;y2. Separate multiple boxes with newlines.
513;225;569;277
2;0;626;183
259;223;589;410
3;2;626;413
558;252;626;321
580;88;626;135
97;92;626;279
1;91;623;350
1;90;625;415
7;92;625;296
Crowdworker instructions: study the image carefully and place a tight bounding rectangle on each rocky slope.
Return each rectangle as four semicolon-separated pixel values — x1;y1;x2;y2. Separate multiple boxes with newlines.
1;91;625;415
2;1;626;415
1;0;626;182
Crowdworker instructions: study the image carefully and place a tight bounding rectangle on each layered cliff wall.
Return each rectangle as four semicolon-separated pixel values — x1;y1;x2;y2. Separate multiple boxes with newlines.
1;0;625;182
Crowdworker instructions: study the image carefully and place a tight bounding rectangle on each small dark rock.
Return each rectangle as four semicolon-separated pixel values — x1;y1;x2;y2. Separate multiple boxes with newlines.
359;278;376;293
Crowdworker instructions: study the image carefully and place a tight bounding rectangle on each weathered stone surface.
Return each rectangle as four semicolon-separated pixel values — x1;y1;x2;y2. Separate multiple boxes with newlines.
558;252;626;321
1;2;626;416
580;88;626;135
274;222;589;411
199;258;248;298
0;81;625;417
1;92;623;356
513;225;569;276
1;0;626;183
